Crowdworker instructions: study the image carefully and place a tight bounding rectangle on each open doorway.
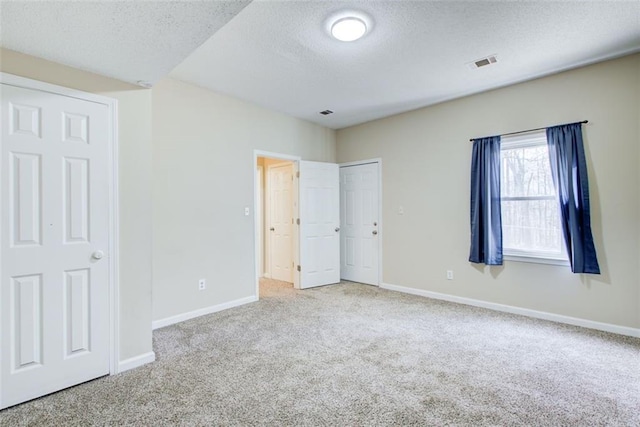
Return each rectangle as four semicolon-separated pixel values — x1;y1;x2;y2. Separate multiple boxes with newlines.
254;151;348;298
256;154;299;297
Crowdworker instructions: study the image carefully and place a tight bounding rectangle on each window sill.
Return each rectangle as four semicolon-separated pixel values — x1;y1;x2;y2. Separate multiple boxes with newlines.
503;254;570;267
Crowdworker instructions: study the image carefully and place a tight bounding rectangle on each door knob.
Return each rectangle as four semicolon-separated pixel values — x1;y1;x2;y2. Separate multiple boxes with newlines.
92;250;105;260
335;227;340;232
372;230;378;235
270;227;275;231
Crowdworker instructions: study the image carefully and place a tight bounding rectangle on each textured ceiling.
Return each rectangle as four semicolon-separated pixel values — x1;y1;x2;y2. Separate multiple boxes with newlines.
1;1;638;129
0;0;252;85
170;0;640;129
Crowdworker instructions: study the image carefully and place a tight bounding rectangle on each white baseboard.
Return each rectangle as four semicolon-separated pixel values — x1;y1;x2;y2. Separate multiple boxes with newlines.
117;351;156;373
152;295;258;330
380;282;640;338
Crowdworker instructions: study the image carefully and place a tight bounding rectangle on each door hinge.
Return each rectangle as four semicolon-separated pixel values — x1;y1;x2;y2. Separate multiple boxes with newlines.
296;218;300;225
297;265;301;272
296;171;300;178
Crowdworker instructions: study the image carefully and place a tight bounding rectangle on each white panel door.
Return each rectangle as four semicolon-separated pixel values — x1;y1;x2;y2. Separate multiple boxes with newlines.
268;163;293;282
340;163;380;285
299;161;340;289
1;83;111;408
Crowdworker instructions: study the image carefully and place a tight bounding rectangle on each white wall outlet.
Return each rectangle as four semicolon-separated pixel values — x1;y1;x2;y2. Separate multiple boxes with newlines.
198;279;206;290
446;270;454;280
398;206;404;215
244;207;250;216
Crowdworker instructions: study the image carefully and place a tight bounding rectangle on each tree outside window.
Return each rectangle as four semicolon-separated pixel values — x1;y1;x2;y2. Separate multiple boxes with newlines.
500;132;567;261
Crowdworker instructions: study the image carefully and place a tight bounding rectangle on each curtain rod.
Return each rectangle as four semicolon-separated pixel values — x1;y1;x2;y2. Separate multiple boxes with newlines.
469;120;588;142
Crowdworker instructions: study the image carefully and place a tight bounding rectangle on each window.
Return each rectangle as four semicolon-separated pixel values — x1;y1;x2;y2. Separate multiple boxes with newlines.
500;131;568;264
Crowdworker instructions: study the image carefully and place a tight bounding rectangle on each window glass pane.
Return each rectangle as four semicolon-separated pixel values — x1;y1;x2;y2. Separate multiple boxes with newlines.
502;199;564;254
500;134;567;261
501;145;555;197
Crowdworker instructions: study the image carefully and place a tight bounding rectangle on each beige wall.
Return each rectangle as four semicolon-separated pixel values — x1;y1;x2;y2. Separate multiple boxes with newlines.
4;45;635;343
0;48;154;360
152;78;335;322
337;53;640;329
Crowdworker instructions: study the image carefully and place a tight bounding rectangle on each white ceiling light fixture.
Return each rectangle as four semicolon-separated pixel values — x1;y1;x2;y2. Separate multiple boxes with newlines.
331;17;367;42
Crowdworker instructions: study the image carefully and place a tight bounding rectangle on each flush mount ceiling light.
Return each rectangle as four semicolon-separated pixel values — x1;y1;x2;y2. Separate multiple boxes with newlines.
331;17;367;42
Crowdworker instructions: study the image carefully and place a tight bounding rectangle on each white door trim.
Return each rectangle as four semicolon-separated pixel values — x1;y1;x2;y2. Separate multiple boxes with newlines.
256;165;264;278
253;151;301;299
0;73;120;383
339;158;383;286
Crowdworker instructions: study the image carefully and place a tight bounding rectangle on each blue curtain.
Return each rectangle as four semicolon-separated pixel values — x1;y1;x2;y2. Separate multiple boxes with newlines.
469;136;502;265
546;123;600;274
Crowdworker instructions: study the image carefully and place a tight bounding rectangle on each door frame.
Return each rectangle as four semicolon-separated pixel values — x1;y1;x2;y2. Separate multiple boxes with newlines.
0;72;120;396
264;161;294;283
253;151;301;298
256;165;264;278
339;158;383;286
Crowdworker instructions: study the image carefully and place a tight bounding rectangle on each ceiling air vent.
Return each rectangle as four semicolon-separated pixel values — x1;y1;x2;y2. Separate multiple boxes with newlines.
467;55;498;70
319;110;334;115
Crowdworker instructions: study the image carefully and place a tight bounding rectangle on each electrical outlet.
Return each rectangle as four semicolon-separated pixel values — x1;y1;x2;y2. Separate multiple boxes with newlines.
198;279;206;290
446;270;454;280
398;206;404;215
244;207;250;216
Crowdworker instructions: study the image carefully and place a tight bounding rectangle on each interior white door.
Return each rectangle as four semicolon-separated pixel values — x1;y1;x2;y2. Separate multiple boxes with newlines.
299;161;340;289
1;83;111;408
340;163;380;285
268;163;293;282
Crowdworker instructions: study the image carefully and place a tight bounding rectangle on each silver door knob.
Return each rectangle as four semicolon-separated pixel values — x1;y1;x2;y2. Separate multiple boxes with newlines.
92;250;105;260
372;230;378;235
335;227;340;232
270;227;275;231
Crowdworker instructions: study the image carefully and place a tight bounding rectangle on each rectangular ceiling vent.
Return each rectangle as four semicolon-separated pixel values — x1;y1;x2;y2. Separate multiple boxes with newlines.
319;110;334;115
467;55;498;70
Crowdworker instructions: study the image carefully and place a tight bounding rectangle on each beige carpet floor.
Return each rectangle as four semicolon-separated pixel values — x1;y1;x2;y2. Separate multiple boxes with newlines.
1;279;639;426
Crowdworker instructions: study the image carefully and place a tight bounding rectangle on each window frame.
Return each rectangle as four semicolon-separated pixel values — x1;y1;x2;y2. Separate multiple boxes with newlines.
500;132;569;266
